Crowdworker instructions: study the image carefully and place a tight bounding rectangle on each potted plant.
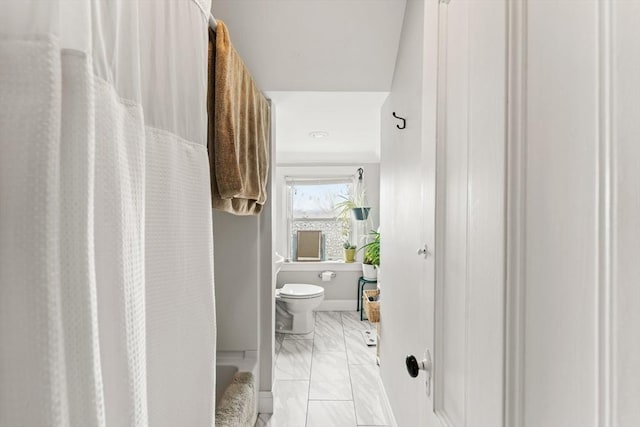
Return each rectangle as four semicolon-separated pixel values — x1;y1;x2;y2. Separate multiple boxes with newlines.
335;168;371;221
336;198;355;258
343;241;356;263
352;168;371;220
335;187;370;221
350;186;371;221
359;230;380;280
335;197;354;238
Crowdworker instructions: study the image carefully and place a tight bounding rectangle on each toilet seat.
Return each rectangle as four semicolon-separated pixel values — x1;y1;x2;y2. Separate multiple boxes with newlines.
277;283;324;299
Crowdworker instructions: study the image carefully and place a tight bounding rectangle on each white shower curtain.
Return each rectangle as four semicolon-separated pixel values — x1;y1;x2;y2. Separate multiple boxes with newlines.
0;1;216;426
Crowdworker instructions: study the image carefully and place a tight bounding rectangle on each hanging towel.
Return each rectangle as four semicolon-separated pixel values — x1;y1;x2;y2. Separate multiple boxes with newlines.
207;22;270;215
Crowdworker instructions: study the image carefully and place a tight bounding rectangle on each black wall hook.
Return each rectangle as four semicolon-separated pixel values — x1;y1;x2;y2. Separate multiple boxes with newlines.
392;112;406;129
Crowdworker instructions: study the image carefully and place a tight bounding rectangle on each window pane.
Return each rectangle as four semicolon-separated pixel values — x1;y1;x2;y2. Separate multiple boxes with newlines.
291;182;351;219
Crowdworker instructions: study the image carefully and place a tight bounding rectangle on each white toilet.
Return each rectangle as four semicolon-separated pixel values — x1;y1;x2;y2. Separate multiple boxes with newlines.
275;283;324;334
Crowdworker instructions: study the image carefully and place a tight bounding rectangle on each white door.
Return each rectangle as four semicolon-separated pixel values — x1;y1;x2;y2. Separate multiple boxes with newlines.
417;1;507;426
379;0;435;421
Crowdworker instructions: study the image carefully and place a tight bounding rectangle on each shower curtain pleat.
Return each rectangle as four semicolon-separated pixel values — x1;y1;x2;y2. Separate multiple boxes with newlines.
60;50;106;427
145;129;215;427
93;75;148;427
0;1;216;426
0;35;70;427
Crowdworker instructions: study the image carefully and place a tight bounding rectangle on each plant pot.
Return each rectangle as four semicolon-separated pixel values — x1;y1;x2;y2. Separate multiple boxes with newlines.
352;207;371;221
344;248;356;263
362;263;378;281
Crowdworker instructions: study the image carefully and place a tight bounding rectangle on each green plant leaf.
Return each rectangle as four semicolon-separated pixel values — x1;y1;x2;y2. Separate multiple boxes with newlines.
358;230;380;266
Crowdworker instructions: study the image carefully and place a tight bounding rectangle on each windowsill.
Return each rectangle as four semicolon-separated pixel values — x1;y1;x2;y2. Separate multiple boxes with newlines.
279;261;363;272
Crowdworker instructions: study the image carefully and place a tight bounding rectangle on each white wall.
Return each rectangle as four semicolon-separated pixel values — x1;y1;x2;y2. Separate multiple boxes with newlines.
506;2;640;426
213;122;275;411
213;180;275;409
213;212;260;351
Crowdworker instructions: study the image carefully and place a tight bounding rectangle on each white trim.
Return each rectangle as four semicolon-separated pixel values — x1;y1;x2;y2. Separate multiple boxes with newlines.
379;374;399;427
504;1;527;427
244;350;258;360
597;2;613;427
216;350;258;370
277;165;361;178
258;99;276;408
258;391;274;414
316;299;357;312
279;261;362;273
276;151;381;165
433;0;449;416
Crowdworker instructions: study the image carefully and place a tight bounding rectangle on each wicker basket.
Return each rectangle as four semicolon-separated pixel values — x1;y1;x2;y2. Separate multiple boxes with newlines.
362;289;380;323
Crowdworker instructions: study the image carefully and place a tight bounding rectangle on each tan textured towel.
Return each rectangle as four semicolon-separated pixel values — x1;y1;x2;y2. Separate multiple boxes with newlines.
208;23;270;215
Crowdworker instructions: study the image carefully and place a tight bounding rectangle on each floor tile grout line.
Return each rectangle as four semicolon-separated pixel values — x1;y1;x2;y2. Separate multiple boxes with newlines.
305;311;316;427
343;311;360;426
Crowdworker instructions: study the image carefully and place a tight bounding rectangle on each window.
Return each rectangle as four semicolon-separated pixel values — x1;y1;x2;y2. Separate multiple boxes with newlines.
285;176;354;261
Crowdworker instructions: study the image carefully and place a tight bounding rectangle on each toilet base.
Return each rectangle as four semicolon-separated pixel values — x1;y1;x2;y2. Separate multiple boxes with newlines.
275;301;316;334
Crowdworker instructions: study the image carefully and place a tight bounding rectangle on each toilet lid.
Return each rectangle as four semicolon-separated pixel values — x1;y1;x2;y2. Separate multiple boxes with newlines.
279;283;324;299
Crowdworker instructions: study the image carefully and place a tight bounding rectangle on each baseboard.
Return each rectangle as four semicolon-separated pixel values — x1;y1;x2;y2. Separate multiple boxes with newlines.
379;375;398;427
258;391;273;414
317;299;357;311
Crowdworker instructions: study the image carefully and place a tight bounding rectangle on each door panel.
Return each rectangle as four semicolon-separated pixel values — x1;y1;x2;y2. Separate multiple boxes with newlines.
431;1;506;426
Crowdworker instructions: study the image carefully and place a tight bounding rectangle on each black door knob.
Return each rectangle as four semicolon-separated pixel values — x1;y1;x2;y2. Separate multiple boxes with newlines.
405;355;420;378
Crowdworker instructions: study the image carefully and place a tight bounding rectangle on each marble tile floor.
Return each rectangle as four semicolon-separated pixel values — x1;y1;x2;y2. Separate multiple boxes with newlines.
256;311;391;427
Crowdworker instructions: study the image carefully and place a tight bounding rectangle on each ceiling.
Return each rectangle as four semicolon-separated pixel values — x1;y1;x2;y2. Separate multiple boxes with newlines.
210;0;406;92
210;0;407;161
266;91;389;163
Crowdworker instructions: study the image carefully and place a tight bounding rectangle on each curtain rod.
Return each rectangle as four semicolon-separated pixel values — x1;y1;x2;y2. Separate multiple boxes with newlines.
188;0;218;31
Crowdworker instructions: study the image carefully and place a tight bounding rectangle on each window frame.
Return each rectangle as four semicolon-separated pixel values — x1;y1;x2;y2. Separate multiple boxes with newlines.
276;166;362;265
286;175;354;261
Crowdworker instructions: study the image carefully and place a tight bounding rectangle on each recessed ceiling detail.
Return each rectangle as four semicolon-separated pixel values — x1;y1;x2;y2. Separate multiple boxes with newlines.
308;131;329;139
